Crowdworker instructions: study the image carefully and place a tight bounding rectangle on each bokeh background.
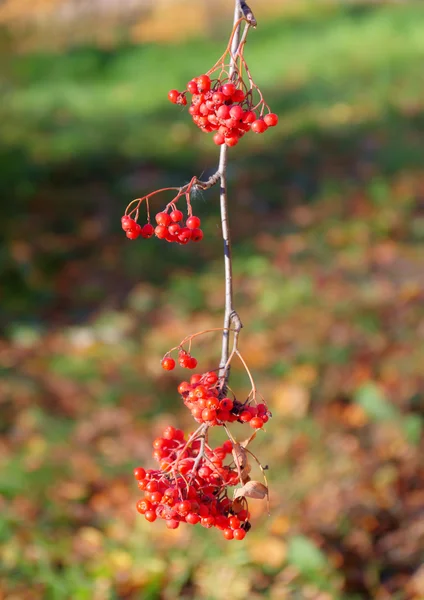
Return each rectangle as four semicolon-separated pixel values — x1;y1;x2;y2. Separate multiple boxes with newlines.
1;1;424;598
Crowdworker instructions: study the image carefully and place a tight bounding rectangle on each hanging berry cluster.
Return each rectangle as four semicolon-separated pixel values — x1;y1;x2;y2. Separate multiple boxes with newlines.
120;177;203;243
168;18;278;147
134;330;271;539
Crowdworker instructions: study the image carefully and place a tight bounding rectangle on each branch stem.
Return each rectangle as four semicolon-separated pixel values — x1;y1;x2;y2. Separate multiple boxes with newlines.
218;1;244;382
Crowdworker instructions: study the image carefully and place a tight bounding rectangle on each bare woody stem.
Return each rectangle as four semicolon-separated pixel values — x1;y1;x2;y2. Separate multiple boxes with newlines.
218;0;252;383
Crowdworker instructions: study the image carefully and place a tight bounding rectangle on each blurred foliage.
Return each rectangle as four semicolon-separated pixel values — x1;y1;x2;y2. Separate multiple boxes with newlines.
1;1;424;599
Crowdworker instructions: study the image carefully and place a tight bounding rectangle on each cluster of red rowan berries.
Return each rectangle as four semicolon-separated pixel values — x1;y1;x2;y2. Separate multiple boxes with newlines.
178;369;269;429
168;74;278;147
121;211;202;243
134;426;250;540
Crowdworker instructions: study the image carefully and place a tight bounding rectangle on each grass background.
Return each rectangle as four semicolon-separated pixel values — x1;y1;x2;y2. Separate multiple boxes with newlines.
1;2;424;599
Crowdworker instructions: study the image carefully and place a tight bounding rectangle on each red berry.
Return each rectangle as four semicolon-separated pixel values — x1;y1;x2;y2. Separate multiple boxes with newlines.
232;89;245;102
134;467;146;480
155;225;167;239
177;227;192;243
170;209;183;222
190;228;203;242
239;410;252;422
213;133;225;146
168;89;179;104
150;491;163;504
222;83;236;96
166;519;180;529
233;528;246;540
186;512;200;525
168;223;181;235
126;226;141;240
155;212;171;227
242;110;256;124
141;223;154;238
264;113;278;127
251;119;268;134
161;357;176;371
219;398;233;411
144;510;157;522
136;499;151;514
201;408;216;422
217;105;231;120
225;135;239;147
229;105;243;120
187;357;198;369
222;440;233;454
163;426;176;440
223;528;234;540
201;516;215;528
121;215;134;231
250;416;264;429
186;216;201;229
213;91;225;104
197;75;211;92
229;516;240;529
187;80;199;94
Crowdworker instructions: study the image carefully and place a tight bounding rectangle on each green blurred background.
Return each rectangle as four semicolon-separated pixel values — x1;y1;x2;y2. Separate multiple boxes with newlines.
1;1;424;598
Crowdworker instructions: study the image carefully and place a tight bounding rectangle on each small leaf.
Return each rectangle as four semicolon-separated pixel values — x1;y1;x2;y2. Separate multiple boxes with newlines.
232;443;251;484
234;480;268;500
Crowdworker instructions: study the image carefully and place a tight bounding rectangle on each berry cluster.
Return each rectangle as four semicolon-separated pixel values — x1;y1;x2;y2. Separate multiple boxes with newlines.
134;426;250;540
169;74;278;147
178;370;269;429
121;211;202;244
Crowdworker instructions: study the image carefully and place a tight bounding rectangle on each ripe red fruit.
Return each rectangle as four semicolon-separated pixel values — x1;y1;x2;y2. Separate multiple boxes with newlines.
163;426;176;440
190;228;204;242
186;512;200;525
242;110;256;124
155;225;167;239
229;516;240;529
213;133;225;146
223;528;234;540
166;519;180;529
225;135;239;147
251;119;268;134
177;228;192;243
133;467;146;480
136;499;151;514
232;89;246;102
155;212;171;227
217;105;231;120
196;74;211;92
186;216;201;229
229;105;243;120
144;510;157;522
250;416;264;429
126;226;141;240
202;408;216;422
168;89;180;104
187;80;199;94
121;215;134;231
141;223;154;238
219;398;233;411
168;223;181;235
213;91;225;104
187;357;198;369
264;113;278;127
170;209;183;222
233;528;246;540
161;357;176;371
239;410;252;422
222;82;236;96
